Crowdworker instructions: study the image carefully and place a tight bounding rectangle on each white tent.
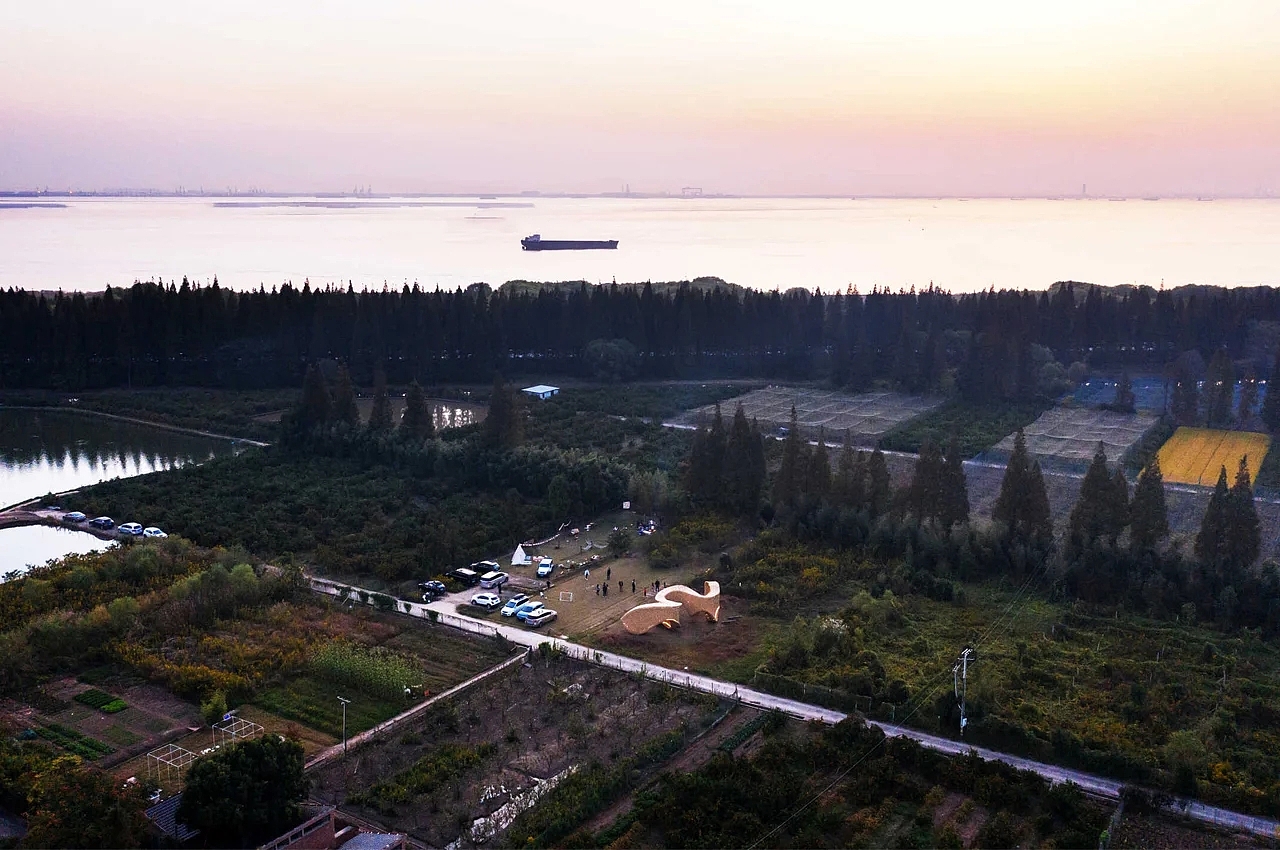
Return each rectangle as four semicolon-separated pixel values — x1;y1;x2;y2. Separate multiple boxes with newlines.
511;544;532;566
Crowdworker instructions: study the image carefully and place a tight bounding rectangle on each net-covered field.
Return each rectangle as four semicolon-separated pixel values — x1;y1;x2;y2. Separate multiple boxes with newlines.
1156;427;1271;486
679;386;943;444
987;406;1161;469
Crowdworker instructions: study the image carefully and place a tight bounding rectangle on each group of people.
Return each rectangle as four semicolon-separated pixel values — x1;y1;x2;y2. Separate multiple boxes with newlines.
581;565;668;600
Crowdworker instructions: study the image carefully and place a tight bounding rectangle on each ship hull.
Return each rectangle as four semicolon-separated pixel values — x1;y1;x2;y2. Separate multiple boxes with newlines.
522;240;618;251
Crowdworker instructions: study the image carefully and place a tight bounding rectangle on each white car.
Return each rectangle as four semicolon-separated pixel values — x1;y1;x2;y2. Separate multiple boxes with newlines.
118;522;144;536
500;594;531;616
536;559;554;578
470;592;502;610
479;570;509;589
142;527;167;539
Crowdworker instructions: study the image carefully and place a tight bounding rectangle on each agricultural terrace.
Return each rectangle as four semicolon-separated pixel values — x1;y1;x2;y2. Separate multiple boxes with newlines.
679;386;943;445
988;407;1161;470
1157;427;1271;487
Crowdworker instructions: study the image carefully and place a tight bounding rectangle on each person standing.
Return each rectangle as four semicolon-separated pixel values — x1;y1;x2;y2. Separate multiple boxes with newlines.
631;580;636;593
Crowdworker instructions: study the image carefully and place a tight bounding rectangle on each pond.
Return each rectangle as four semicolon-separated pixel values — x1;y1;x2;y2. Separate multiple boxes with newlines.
0;407;245;574
1;524;116;579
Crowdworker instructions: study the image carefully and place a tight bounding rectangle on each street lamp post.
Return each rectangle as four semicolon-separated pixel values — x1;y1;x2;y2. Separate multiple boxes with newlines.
337;696;350;754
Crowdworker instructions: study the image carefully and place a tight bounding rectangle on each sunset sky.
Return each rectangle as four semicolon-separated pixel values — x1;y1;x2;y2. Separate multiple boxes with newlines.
3;0;1279;196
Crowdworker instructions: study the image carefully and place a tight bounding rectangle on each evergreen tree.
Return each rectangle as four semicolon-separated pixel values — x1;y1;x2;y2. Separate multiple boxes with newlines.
866;448;891;518
1025;460;1054;542
1067;444;1114;555
686;405;727;505
1170;359;1200;425
772;406;804;509
400;379;433;440
1237;370;1258;426
833;431;859;508
1112;371;1136;413
906;439;946;522
748;417;767;511
806;428;832;500
297;362;330;430
483;373;523;449
1205;349;1234;428
368;368;393;432
1262;349;1280;432
1110;467;1130;537
723;405;765;515
941;437;970;527
993;429;1053;543
850;450;869;511
1129;456;1169;551
331;363;360;427
1225;456;1261;571
1194;466;1230;567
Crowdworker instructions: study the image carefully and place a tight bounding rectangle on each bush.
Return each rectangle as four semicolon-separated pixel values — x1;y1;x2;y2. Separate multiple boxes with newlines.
201;690;228;725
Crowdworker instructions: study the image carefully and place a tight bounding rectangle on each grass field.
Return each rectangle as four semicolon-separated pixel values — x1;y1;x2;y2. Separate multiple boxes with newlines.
1156;427;1271;486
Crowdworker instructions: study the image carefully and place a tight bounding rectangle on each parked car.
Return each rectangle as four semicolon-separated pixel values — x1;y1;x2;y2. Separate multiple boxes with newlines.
470;592;502;610
449;568;480;587
479;570;509;590
88;516;114;529
524;609;558;628
418;580;447;599
470;560;501;573
142;527;167;539
514;601;546;621
536;559;554;578
63;511;87;523
118;522;144;536
500;594;531;616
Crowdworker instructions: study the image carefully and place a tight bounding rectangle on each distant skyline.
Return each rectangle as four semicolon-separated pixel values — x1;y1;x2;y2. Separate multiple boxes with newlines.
3;1;1279;197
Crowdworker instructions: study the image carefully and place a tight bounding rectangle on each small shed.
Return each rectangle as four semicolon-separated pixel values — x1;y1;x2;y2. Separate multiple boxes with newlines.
511;544;532;566
521;385;560;400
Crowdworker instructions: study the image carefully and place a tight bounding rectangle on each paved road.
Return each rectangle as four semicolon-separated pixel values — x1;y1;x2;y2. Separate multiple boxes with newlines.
310;576;1279;841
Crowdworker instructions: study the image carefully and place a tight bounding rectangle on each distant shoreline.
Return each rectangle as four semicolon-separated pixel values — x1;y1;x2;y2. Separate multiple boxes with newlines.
2;191;1278;202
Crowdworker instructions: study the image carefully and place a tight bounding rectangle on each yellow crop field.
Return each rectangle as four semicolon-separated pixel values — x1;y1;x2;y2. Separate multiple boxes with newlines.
1156;427;1271;486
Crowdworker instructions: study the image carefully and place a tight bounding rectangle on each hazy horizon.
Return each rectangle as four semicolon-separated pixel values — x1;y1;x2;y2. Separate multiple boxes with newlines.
4;1;1280;198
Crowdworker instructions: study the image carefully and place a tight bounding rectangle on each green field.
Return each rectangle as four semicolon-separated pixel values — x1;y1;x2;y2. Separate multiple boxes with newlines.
879;400;1051;457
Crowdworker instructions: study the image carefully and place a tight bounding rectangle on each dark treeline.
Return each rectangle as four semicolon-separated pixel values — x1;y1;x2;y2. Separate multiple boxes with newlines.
5;278;1280;393
686;403;1278;634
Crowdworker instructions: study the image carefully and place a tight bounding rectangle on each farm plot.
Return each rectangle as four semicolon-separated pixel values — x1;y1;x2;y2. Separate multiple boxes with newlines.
308;654;722;848
1156;427;1271;487
679;386;943;445
987;407;1160;470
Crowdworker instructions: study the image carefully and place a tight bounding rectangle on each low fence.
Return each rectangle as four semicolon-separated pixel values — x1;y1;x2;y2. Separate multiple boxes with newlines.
303;651;526;773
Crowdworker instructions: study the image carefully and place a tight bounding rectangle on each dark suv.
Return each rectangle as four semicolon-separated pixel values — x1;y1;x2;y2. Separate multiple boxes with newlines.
88;516;115;530
418;580;447;600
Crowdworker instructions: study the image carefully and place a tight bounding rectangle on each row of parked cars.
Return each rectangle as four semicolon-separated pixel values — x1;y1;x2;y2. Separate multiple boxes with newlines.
470;591;558;627
62;512;167;538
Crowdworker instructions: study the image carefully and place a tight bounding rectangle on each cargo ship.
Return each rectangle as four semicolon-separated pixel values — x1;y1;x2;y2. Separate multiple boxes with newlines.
521;234;618;251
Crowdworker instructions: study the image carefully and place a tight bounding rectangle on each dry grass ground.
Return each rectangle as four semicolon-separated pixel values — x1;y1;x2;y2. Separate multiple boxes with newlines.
679;386;943;444
1157;426;1271;486
989;406;1161;469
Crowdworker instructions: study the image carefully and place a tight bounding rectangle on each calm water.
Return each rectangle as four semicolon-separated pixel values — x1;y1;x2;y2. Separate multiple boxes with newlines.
2;525;115;579
0;407;245;573
2;197;1278;293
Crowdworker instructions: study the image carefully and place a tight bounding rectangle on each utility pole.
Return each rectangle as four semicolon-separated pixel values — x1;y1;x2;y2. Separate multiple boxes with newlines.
954;648;973;736
337;696;350;754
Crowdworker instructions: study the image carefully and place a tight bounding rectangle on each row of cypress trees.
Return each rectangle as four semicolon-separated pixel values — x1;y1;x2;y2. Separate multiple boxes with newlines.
284;362;435;442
